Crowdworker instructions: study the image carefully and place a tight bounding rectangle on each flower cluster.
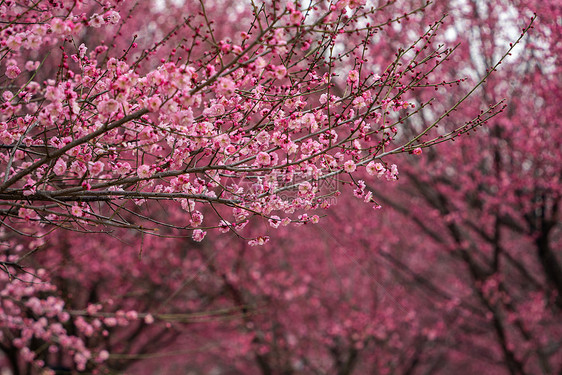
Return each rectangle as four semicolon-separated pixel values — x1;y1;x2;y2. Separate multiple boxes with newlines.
0;267;105;372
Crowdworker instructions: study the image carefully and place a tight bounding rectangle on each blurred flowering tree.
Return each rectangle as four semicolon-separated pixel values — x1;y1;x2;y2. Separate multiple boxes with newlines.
347;0;562;374
0;0;548;374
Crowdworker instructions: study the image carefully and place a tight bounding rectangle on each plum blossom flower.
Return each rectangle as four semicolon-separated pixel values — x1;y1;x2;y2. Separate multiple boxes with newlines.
352;96;366;109
25;61;40;71
105;11;121;24
366;161;385;177
6;34;23;50
319;130;338;145
286;142;298;154
50;18;69;34
218;220;231;233
274;65;287;79
78;44;88;58
146;96;162;112
89;161;104;176
116;162;131;175
299;181;313;196
216;77;236;97
347;69;359;85
89;14;105;28
190;211;204;227
343;160;356;173
269;215;281;228
224;144;237;155
70;161;87;176
71;205;83;217
413;147;422;155
301;113;317;131
0;130;14;144
256;151;271;166
192;229;206;242
137;165;151;179
256;131;270;145
353;180;366;198
6;65;21;79
2;91;13;101
248;236;270;246
385;164;399;181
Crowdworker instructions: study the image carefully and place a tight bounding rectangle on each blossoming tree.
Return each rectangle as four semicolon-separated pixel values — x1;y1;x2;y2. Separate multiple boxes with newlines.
0;0;544;373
